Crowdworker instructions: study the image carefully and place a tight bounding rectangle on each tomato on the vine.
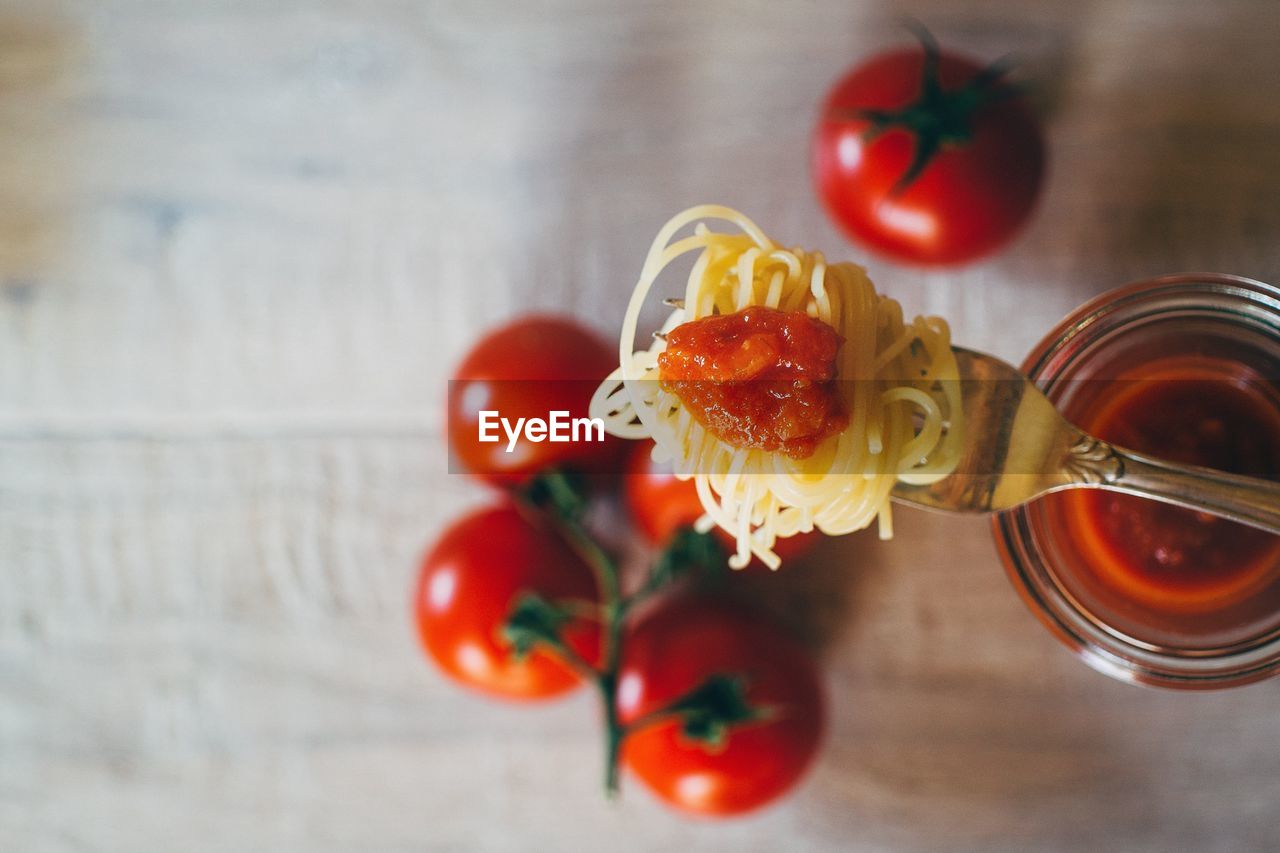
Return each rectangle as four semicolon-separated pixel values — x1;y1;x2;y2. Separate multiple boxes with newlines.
616;596;825;816
414;503;601;701
812;29;1045;266
624;440;819;564
448;315;622;487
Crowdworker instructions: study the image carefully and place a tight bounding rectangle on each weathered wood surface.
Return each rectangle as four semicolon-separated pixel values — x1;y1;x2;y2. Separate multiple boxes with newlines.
3;1;1280;851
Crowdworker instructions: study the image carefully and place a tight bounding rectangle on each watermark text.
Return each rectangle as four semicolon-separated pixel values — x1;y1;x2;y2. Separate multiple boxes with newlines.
477;410;605;453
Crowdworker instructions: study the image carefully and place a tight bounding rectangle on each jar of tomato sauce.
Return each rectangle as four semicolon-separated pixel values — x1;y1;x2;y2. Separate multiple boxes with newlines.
994;274;1280;688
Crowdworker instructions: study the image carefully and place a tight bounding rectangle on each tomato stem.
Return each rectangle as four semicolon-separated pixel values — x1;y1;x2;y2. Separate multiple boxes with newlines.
830;20;1022;196
520;472;629;796
599;672;623;797
515;471;756;800
542;632;602;684
565;526;627;796
549;509;623;668
620;526;726;616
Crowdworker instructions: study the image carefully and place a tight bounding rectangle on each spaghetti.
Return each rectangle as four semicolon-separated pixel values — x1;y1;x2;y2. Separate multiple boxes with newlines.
591;205;963;568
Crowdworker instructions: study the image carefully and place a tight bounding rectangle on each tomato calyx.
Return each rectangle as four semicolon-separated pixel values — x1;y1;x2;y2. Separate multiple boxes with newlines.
502;593;575;658
832;21;1020;195
500;592;598;676
629;526;728;608
629;673;771;751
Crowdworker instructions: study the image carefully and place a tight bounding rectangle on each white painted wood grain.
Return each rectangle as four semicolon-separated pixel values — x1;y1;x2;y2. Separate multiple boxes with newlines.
3;1;1280;851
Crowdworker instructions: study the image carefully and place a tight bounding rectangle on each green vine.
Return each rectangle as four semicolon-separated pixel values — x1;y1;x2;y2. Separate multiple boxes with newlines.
511;470;753;796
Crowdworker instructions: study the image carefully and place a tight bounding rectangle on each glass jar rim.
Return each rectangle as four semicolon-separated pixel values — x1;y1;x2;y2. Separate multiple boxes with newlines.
993;272;1280;689
1025;272;1280;381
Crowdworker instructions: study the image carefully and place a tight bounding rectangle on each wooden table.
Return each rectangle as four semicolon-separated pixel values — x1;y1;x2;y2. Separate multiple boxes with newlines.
4;1;1280;850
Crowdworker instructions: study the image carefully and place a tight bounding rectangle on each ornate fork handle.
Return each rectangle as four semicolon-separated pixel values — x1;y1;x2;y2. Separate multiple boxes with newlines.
1061;435;1123;485
1063;434;1280;535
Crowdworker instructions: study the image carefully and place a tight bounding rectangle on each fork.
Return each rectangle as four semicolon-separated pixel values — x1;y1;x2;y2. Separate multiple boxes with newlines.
889;347;1280;534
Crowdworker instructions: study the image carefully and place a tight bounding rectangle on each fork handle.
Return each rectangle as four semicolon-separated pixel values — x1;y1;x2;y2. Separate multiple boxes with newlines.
1093;442;1280;536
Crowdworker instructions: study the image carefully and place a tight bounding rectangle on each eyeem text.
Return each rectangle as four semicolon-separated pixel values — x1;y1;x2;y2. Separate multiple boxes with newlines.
477;410;606;453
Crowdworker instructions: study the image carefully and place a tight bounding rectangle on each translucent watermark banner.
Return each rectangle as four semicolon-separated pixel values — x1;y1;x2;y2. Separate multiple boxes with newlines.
446;378;1280;478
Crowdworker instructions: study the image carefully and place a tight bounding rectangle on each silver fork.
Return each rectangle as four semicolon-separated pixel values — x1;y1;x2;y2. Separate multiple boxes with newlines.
889;346;1280;533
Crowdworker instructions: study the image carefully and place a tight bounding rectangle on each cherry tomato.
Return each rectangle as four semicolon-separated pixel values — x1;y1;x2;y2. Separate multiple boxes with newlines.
624;440;819;564
812;32;1045;266
414;503;601;701
448;315;622;487
616;596;825;816
623;441;709;544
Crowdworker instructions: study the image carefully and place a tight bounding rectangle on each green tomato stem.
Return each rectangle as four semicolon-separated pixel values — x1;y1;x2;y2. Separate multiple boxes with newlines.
518;472;749;799
532;490;628;797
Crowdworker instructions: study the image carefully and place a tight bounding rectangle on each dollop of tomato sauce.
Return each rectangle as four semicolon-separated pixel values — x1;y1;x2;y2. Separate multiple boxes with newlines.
1058;356;1280;611
656;306;848;459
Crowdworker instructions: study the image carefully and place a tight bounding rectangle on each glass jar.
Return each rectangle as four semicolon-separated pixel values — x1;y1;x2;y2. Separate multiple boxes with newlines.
993;273;1280;688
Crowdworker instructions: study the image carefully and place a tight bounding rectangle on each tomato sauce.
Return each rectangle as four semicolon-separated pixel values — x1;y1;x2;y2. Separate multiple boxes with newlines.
657;307;848;459
1056;356;1280;612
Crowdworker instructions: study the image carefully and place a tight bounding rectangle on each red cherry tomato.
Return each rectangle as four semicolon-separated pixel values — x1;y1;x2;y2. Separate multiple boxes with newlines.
812;35;1045;266
414;503;601;701
624;440;819;564
616;596;825;816
623;440;709;544
448;315;621;487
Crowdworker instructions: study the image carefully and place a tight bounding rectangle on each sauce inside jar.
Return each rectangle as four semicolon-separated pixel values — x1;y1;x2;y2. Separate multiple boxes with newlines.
657;306;848;459
1052;356;1280;612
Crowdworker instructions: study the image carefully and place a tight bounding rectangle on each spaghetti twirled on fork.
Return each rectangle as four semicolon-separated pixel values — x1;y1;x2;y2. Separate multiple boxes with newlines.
591;206;962;568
